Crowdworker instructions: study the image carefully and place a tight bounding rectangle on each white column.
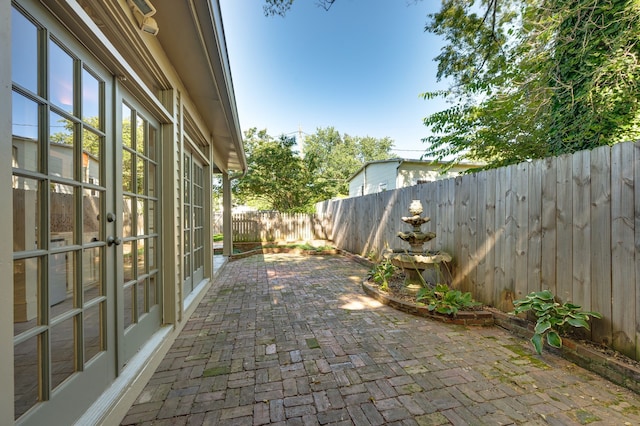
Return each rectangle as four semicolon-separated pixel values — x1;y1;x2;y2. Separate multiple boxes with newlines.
222;172;232;256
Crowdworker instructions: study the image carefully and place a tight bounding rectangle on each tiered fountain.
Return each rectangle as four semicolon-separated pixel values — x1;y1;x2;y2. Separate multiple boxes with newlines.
384;200;452;292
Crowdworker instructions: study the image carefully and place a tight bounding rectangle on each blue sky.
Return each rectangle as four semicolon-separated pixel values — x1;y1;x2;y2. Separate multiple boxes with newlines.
219;0;448;157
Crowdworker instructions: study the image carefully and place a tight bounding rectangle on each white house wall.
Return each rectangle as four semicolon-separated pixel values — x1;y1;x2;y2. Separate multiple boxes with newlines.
348;171;365;197
348;160;480;198
396;163;460;188
363;162;399;195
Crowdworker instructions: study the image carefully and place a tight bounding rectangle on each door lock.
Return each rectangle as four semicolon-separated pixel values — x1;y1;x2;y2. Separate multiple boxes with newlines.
107;236;122;246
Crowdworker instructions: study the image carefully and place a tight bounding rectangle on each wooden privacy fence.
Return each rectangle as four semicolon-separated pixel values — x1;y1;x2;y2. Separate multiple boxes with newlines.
316;140;640;361
213;211;329;242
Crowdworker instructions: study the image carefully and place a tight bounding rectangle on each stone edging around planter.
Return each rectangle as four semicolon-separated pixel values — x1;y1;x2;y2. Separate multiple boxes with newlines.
361;279;494;326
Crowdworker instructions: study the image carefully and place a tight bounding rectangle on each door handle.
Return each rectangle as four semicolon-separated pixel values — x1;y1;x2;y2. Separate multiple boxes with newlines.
107;236;122;246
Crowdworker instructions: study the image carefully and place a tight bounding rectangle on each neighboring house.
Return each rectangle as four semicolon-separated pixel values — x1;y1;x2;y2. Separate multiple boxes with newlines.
2;1;246;424
347;159;482;197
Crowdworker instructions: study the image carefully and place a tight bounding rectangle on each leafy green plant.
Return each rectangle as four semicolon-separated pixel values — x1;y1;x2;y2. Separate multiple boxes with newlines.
416;283;481;316
370;259;396;292
511;290;602;355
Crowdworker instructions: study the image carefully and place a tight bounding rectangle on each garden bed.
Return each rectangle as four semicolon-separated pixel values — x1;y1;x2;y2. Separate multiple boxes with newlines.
344;250;640;395
361;278;494;326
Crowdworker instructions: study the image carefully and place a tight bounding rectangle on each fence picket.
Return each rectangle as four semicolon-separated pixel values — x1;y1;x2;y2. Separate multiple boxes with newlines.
611;142;636;358
527;159;543;296
590;145;612;346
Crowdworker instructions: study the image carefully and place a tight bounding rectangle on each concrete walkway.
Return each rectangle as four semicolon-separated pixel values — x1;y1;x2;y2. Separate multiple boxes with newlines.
122;253;640;425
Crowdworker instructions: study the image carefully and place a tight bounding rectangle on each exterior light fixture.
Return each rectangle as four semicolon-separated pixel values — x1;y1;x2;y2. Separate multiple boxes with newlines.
128;0;159;35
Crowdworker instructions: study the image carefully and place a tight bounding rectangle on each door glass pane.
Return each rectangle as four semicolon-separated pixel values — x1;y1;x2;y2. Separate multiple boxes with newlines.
49;111;74;179
148;237;156;270
123;241;134;283
136;157;145;195
137;238;146;274
83;247;102;302
50;316;77;389
136;114;145;155
12;92;40;171
50;251;76;318
148;200;156;234
148;126;156;161
123;283;134;329
50;183;75;245
13;177;40;251
83;188;101;243
82;68;101;128
13;258;41;336
184;229;190;254
122;149;132;192
137;280;145;317
136;198;145;237
82;129;101;185
49;40;74;114
148;162;156;197
12;7;39;92
14;335;40;420
184;254;190;282
122;195;133;238
122;104;132;148
184;204;190;230
149;275;157;307
84;302;103;363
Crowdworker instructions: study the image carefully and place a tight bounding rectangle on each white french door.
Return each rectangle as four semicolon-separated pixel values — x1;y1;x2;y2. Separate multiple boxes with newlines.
117;97;162;364
11;1;162;423
11;2;117;424
183;150;205;296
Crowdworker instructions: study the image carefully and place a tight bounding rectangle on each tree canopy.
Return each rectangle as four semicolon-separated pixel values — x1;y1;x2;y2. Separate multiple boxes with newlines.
230;127;396;212
303;127;396;197
423;0;640;168
233;128;316;212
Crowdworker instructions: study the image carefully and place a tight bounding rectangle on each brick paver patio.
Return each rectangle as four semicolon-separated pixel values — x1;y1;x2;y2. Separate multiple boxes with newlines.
122;253;640;425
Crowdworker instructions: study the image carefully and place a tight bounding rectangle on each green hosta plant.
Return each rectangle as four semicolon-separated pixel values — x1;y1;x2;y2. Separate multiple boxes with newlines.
416;283;482;316
512;290;602;355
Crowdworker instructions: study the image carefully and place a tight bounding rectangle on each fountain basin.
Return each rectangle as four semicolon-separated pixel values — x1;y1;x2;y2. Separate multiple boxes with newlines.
386;250;452;269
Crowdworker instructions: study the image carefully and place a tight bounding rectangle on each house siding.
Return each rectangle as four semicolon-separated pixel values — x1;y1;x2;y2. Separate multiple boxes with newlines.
348;159;481;197
3;1;243;424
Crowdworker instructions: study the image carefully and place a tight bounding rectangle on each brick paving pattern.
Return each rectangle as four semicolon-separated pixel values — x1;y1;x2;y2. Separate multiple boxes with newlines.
122;253;640;425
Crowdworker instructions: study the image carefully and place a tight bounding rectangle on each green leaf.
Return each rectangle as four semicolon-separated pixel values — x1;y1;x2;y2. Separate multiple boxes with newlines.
546;331;562;348
537;290;554;300
531;333;543;355
566;318;590;329
535;320;552;334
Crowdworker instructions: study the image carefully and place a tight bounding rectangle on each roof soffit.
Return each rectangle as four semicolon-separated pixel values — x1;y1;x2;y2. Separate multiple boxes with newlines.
61;0;245;173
